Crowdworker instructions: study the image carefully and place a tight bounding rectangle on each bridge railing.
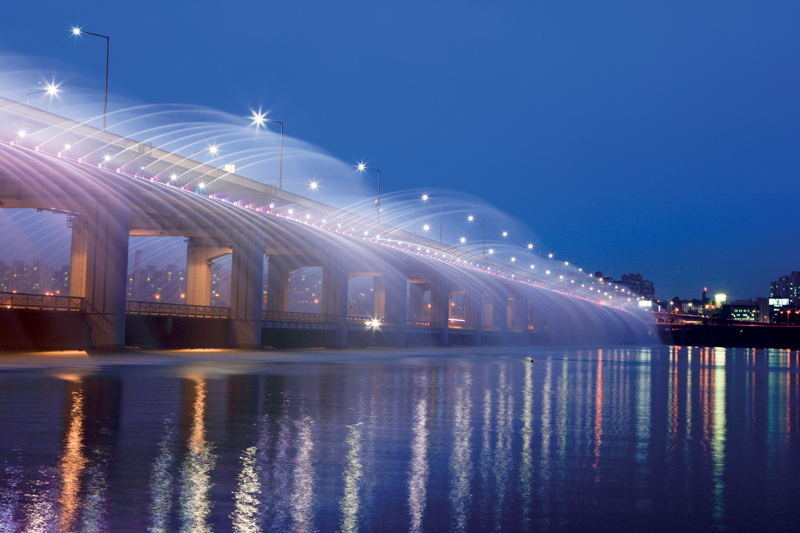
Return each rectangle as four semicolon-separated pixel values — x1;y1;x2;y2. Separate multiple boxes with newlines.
263;310;338;324
126;301;230;318
0;292;84;312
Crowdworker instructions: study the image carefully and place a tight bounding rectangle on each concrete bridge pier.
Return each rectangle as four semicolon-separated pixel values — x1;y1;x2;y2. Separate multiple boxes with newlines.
228;228;265;349
322;254;350;348
430;274;451;346
463;291;483;345
71;198;131;350
266;254;291;312
382;267;408;347
185;238;231;306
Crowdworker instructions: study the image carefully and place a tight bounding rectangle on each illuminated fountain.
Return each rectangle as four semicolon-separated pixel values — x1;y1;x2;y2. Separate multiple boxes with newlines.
0;63;656;349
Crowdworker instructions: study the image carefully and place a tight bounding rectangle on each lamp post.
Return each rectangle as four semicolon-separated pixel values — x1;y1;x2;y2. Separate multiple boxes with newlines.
72;27;109;130
251;111;284;190
26;83;60;105
357;164;381;222
421;194;443;242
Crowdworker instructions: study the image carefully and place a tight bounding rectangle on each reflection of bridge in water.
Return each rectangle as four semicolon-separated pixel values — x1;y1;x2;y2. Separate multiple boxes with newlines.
0;97;652;350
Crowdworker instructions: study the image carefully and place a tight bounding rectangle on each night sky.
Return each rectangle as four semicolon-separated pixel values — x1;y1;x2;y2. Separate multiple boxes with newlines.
1;2;799;301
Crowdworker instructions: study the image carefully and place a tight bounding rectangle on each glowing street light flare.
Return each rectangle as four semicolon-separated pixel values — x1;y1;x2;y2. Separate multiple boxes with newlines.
17;130;26;138
170;173;177;181
527;243;533;249
208;144;219;156
467;215;474;222
502;231;508;237
198;182;205;189
460;237;466;244
423;224;430;231
250;109;267;128
489;248;494;255
421;194;429;201
309;180;319;191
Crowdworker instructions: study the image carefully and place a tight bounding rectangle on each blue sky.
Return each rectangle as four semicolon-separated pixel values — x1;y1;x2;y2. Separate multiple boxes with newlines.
2;1;799;301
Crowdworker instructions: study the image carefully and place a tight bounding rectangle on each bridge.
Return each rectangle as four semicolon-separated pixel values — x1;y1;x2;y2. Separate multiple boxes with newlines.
0;97;651;350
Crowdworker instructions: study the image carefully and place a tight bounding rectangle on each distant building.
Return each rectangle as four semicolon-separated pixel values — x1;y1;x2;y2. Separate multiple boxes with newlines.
618;273;655;299
770;271;800;308
730;300;757;322
756;297;770;323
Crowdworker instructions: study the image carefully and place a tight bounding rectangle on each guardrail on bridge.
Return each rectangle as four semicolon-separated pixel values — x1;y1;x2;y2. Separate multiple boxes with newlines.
262;310;339;324
0;292;84;311
126;301;230;318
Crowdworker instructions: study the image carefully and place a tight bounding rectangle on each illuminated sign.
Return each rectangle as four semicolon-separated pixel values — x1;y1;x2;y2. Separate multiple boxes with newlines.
714;294;727;304
638;300;652;309
769;298;789;307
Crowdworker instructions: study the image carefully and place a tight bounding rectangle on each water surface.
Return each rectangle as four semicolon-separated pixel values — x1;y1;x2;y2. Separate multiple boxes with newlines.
1;346;799;532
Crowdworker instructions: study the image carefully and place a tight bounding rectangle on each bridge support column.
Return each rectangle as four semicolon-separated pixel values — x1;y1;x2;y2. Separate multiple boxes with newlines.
373;276;386;319
322;255;349;348
430;275;451;346
81;199;131;350
383;268;408;347
229;229;265;349
69;220;88;298
266;255;290;312
186;238;230;307
407;282;426;322
464;292;482;345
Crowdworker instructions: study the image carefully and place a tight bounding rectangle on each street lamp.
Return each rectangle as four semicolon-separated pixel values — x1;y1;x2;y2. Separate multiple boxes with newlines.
251;110;284;190
357;163;381;222
26;82;60;105
295;180;319;195
72;27;109;130
421;193;443;242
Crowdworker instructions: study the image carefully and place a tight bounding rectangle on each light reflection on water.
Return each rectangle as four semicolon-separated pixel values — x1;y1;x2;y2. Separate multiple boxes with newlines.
1;346;800;531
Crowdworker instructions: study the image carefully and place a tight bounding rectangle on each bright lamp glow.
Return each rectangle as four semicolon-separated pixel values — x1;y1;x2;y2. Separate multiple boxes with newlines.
309;180;319;190
208;145;218;155
357;163;366;171
250;110;266;128
527;243;533;249
460;237;466;243
422;194;429;201
72;27;81;35
502;231;508;237
467;215;474;222
423;224;430;231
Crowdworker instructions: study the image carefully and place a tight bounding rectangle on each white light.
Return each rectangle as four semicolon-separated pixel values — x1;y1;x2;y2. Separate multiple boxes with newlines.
530;264;535;269
17;130;26;138
72;27;81;35
502;231;508;237
546;270;550;275
199;182;205;189
422;194;429;201
511;257;516;262
250;109;266;128
423;224;430;231
306;214;310;219
104;154;111;161
460;237;466;243
288;208;294;214
170;174;177;180
357;163;366;171
489;248;494;254
564;261;569;265
309;180;319;190
269;203;274;208
64;144;70;150
208;144;218;155
548;253;553;258
527;243;533;249
468;215;474;222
